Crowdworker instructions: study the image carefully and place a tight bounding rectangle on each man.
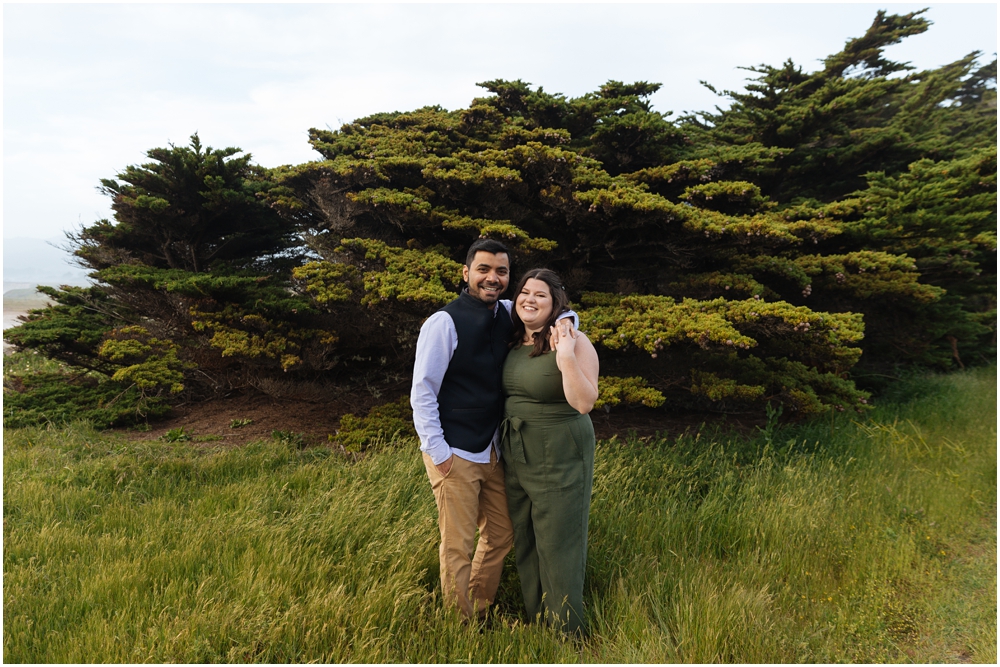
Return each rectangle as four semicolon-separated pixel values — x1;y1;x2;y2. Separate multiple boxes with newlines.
410;239;576;620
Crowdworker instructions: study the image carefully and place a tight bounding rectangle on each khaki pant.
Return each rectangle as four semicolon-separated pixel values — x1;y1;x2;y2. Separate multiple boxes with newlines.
423;449;514;619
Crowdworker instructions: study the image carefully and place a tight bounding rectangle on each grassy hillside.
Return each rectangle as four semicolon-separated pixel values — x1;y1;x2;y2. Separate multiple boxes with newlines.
3;367;996;662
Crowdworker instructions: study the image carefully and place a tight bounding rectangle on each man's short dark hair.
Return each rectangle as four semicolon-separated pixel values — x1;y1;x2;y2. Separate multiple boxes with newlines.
465;239;511;267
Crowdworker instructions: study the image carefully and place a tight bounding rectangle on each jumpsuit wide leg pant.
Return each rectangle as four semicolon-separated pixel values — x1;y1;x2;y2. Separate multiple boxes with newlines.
502;409;595;634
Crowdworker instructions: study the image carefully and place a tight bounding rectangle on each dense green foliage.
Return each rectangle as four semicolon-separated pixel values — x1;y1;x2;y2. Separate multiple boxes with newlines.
676;11;997;373
2;351;170;429
4;10;995;425
684;12;995;201
75;134;300;273
4;368;995;661
5;139;344;404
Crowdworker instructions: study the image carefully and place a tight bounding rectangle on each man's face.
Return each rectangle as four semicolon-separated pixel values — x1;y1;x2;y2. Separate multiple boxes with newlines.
463;251;510;305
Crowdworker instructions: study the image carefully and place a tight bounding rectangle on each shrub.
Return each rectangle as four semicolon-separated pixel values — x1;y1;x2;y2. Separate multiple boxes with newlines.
334;396;416;452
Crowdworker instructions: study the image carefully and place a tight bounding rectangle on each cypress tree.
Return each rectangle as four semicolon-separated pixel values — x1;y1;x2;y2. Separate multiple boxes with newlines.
6;11;994;427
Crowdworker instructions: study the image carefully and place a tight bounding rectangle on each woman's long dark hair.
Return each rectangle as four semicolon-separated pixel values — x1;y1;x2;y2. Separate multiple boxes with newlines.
509;268;570;357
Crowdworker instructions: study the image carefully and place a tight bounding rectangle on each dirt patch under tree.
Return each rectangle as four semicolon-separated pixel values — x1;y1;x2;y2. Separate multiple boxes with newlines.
116;387;767;448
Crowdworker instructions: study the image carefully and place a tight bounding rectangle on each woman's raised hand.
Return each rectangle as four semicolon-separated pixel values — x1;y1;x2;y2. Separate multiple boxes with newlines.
549;319;577;369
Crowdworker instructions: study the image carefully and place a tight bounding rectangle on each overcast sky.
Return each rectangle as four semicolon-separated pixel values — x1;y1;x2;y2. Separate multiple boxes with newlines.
3;2;996;242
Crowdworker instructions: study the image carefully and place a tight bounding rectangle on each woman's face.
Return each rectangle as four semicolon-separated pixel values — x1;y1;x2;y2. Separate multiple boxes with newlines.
516;278;554;331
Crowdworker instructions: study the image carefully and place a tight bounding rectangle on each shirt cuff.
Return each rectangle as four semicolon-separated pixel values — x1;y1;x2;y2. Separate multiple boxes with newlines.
423;440;454;466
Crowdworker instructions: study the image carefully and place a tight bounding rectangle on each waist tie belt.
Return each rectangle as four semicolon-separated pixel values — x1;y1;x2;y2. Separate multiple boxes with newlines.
500;416;526;464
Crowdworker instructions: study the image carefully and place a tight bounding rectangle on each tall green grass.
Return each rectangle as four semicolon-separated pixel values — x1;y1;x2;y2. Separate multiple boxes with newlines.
4;368;995;662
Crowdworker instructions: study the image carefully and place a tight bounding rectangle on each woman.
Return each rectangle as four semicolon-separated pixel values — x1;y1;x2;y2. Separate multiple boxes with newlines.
500;268;600;634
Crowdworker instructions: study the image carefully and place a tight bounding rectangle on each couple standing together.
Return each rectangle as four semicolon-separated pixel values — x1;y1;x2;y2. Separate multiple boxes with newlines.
411;239;600;634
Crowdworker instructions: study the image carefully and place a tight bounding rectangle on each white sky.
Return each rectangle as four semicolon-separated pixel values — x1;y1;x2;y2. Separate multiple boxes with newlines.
3;2;997;241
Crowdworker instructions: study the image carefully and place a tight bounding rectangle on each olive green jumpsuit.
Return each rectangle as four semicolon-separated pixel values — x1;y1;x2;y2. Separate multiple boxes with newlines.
501;344;596;634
